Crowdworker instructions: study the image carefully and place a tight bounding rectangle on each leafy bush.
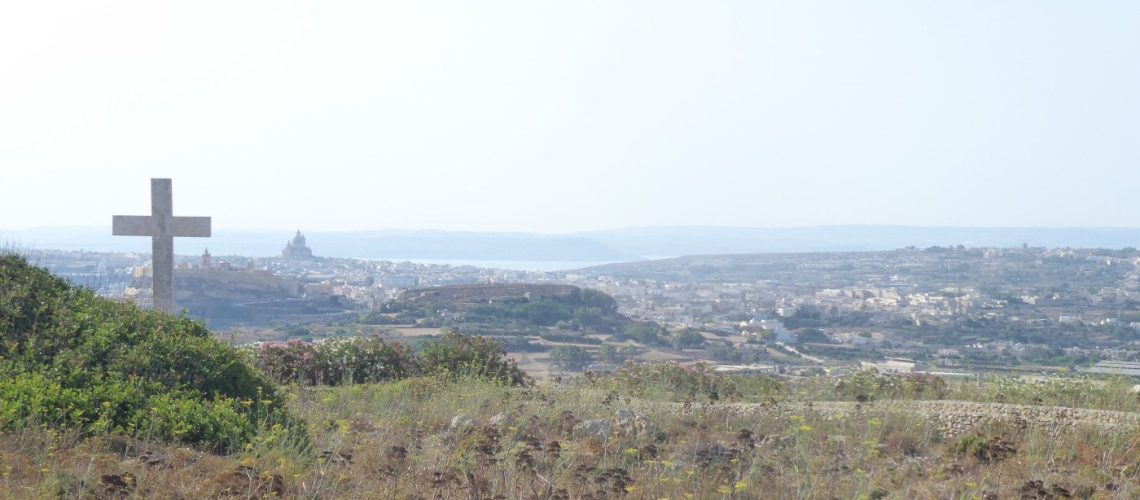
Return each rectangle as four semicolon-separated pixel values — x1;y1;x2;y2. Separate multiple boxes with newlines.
252;336;416;385
251;332;530;387
313;335;415;384
419;331;529;386
0;255;299;453
833;370;948;402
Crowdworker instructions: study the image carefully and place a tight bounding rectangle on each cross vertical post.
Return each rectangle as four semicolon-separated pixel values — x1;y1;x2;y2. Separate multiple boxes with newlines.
150;179;174;315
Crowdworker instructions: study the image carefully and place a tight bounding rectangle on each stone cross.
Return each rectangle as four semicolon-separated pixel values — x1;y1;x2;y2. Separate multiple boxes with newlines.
112;178;211;313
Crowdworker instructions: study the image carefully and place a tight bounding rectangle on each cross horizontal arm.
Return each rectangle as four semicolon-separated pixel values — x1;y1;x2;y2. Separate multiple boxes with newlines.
171;217;212;237
112;215;155;236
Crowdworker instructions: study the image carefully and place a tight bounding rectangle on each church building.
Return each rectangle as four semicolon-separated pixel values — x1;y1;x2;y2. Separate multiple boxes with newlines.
282;230;314;259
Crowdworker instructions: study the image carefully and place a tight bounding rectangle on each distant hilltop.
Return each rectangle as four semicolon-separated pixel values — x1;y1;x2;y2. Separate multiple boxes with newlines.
396;284;593;310
7;226;1140;263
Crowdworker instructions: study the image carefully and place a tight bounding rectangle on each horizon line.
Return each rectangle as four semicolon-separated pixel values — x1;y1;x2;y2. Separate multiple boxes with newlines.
6;224;1140;234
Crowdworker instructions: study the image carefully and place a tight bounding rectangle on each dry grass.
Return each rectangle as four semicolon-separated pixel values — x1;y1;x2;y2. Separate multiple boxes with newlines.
6;374;1140;499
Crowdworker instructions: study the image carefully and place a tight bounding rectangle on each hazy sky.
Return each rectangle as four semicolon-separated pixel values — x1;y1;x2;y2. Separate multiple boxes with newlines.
2;1;1138;233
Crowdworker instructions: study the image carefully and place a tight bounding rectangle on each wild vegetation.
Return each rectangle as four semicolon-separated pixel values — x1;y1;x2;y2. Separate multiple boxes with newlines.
0;255;296;453
6;362;1140;498
249;332;527;387
373;285;633;336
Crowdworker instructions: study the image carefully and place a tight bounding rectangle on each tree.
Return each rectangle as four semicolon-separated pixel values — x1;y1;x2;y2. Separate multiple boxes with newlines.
710;342;739;362
673;329;707;349
618;322;667;346
550;346;593;371
793;328;831;344
598;343;623;364
573;307;608;330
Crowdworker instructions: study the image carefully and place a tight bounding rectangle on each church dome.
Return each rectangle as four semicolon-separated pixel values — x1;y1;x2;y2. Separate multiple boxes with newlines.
282;230;314;259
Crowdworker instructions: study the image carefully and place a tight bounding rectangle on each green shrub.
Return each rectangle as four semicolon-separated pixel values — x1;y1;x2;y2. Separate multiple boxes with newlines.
833;370;948;402
0;255;300;453
250;331;529;386
418;331;529;386
251;336;416;385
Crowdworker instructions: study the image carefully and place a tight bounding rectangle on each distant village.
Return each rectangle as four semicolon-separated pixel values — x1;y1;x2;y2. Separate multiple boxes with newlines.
24;235;1140;378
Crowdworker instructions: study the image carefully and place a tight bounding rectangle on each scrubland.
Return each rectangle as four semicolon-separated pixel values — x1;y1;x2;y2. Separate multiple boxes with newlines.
7;368;1140;499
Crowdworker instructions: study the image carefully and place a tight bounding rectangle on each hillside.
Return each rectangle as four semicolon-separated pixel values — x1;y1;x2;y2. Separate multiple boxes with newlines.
378;283;627;334
573;247;1134;289
170;268;356;329
0;254;296;453
395;284;613;310
6;354;1140;497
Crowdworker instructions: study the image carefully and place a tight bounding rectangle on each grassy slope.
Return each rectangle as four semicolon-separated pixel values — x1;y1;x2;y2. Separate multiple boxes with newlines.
4;374;1140;498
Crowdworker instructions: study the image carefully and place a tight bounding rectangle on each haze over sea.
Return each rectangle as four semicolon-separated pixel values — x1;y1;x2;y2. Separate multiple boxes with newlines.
9;226;1140;269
